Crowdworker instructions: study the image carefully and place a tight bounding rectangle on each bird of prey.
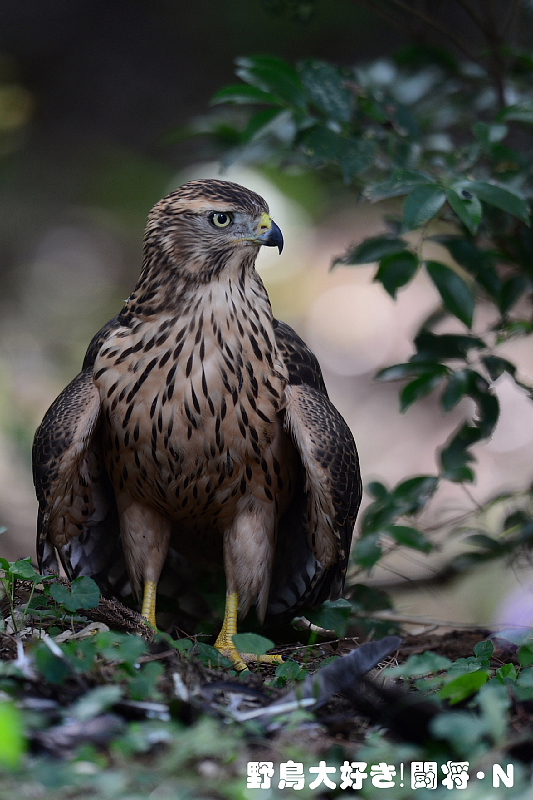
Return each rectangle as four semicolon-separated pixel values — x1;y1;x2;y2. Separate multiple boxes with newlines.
33;179;362;670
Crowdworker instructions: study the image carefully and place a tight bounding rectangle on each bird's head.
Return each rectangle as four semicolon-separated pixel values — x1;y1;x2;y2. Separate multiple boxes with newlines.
142;179;283;284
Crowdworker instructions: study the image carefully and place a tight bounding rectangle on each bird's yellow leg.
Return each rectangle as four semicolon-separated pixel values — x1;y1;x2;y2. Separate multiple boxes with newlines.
141;580;158;627
214;591;284;672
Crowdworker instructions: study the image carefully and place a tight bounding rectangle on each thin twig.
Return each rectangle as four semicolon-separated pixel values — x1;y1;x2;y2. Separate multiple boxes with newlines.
461;483;485;514
385;0;481;63
351;608;518;630
454;0;488;36
348;0;407;34
501;0;521;40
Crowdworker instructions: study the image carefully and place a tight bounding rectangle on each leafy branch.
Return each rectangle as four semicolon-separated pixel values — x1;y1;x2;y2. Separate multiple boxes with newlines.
196;10;533;601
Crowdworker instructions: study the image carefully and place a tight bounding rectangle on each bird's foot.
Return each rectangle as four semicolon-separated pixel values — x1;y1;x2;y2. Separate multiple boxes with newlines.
214;641;284;672
215;591;284;671
141;580;158;628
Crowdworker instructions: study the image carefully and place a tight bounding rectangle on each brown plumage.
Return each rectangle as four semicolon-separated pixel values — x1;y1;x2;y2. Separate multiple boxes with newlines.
33;179;362;669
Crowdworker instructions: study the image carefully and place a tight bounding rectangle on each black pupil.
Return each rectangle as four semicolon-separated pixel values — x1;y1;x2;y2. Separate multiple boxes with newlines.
217;213;228;225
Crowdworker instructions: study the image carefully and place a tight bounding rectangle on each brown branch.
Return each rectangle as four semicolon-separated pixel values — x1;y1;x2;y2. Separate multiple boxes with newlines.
501;0;521;40
385;0;482;63
453;0;489;36
347;0;408;33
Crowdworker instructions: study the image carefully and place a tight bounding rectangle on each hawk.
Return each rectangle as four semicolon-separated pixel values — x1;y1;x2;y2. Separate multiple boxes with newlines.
33;179;362;670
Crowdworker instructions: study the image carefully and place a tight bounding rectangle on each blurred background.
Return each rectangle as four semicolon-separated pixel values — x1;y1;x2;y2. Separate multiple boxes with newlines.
1;0;533;628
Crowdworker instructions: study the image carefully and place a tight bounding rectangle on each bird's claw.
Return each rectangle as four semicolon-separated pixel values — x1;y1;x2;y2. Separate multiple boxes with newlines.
215;644;284;672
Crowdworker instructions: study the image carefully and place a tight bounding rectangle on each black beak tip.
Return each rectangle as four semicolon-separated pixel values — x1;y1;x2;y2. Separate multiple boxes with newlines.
269;221;284;254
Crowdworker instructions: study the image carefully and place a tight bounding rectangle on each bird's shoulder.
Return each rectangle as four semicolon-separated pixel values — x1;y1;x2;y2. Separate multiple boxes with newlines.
82;314;123;370
274;319;327;395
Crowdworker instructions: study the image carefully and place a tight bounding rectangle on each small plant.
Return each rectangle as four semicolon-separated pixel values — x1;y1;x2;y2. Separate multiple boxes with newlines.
389;636;533;705
0;557;101;633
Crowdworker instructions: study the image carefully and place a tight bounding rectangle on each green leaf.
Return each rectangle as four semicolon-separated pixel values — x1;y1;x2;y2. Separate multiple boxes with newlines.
96;631;148;666
173;638;193;652
50;576;100;612
403;184;446;231
337;138;376;183
496;663;517;682
69;576;101;610
375;251;419;298
0;701;25;769
275;659;304;681
496;319;533;341
466;533;506;555
400;370;447;411
500;102;533;124
10;558;41;582
438;669;489;704
391;475;439;514
377;361;445;382
430;710;486;755
518;645;533;667
350;583;392;613
477;683;510;743
442;369;470;410
306;598;351;636
194;642;233;668
446;187;482;234
481;355;516;381
394;43;460;73
365;170;432;201
353;533;383;569
413;330;485;360
34;644;72;684
361;496;396;534
301;126;374;181
241;107;286;142
211;83;279;106
300;60;354;123
499;275;528;314
339;236;408;265
472;121;508;144
474;639;494;660
440;424;479;482
71;685;123;721
432;236;501;300
358;93;388;123
367;481;389;500
232;633;275;656
468;180;530;225
235;55;306;109
129;661;165;701
386;525;433;552
387;651;452;677
516;668;533;700
425;260;475;328
462;370;499;439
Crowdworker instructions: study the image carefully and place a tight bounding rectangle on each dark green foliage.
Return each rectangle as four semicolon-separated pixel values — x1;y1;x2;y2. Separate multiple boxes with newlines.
49;576;101;612
376;251;419;299
232;632;275;655
202;35;533;608
305;597;352;636
337;234;408;264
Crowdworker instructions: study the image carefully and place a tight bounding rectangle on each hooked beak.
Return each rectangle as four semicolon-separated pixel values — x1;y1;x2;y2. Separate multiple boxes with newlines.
254;212;284;254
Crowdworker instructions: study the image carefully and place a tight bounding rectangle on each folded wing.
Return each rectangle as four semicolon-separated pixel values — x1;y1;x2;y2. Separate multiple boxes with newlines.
268;321;362;615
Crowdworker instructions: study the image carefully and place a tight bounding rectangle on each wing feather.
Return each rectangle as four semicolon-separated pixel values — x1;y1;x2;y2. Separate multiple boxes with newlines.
268;321;361;615
33;327;126;594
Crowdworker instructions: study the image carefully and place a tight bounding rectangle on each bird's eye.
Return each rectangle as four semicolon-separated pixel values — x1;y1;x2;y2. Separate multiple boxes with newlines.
210;212;233;229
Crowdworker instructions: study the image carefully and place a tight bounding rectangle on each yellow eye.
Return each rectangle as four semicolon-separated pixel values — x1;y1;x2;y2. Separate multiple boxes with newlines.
210;212;233;228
